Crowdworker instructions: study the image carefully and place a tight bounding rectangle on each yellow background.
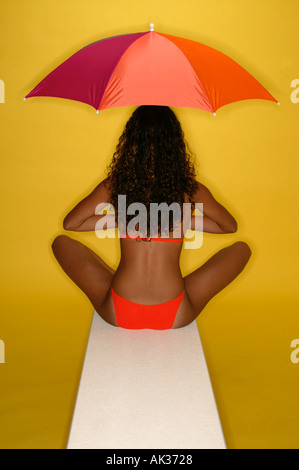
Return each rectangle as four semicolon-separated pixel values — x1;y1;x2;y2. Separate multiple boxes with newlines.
0;0;298;449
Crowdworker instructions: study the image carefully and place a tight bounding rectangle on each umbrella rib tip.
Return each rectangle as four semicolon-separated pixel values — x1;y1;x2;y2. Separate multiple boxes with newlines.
149;23;154;32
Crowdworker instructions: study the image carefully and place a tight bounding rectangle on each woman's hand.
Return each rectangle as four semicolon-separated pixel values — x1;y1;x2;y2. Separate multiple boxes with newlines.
191;183;238;234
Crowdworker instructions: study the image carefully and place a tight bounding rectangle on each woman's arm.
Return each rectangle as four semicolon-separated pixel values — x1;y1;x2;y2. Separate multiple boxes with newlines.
63;178;115;231
191;182;238;234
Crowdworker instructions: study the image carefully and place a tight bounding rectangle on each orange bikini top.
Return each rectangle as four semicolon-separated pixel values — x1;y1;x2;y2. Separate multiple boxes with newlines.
119;232;184;243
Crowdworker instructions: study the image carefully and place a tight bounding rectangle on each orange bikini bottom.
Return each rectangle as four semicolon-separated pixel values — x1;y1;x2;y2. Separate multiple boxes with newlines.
111;288;185;330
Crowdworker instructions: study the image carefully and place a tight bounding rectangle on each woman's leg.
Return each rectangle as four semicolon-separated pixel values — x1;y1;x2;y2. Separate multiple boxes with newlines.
51;235;117;326
174;241;252;328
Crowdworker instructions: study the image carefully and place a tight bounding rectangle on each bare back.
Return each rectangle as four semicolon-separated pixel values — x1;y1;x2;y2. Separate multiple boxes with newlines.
113;236;185;303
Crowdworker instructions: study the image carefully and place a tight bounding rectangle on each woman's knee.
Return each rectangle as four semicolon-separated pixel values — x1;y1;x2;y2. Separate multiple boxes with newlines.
231;241;252;259
51;235;71;254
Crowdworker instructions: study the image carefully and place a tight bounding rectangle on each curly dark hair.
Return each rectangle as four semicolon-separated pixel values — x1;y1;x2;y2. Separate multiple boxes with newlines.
106;106;198;237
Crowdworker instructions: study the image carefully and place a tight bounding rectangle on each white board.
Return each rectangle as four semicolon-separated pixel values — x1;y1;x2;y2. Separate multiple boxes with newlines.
67;312;226;449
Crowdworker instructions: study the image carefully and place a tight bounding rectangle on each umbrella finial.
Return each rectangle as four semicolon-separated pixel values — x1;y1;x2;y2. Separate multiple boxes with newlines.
150;23;154;32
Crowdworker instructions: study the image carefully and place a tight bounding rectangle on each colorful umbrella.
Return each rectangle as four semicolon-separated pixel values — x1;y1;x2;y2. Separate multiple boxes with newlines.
25;24;278;115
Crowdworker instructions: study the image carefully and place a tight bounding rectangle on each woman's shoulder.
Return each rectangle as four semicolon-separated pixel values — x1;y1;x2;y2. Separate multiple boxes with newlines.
93;177;111;197
84;178;112;212
187;181;215;204
184;180;201;203
102;177;112;190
